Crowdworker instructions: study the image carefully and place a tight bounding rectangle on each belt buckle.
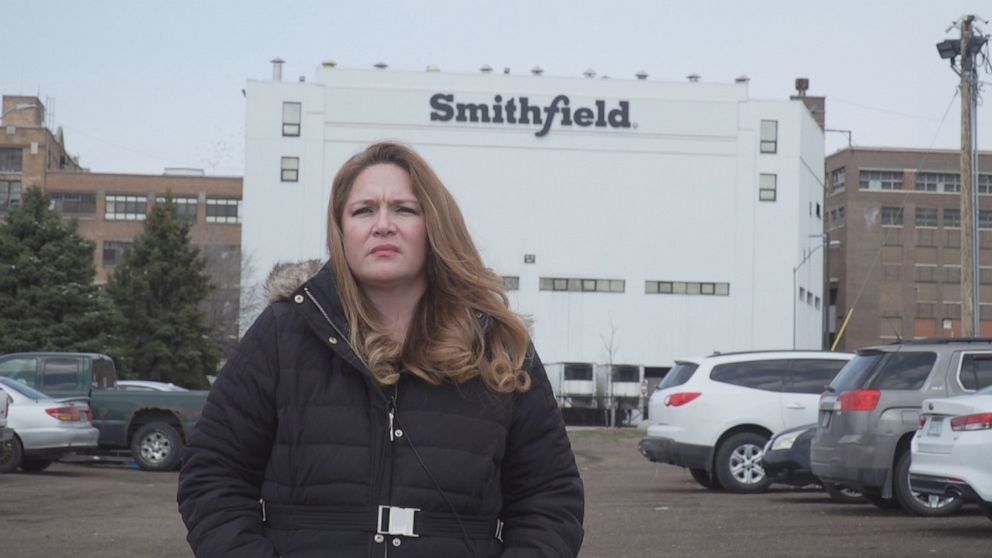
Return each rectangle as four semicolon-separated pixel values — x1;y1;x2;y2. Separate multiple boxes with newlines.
377;505;420;538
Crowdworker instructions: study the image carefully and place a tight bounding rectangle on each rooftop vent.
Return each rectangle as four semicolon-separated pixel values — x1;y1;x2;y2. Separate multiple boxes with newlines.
735;74;750;84
321;59;337;68
583;68;596;78
503;67;510;74
373;62;388;70
531;66;544;76
480;64;493;74
426;64;440;72
270;58;285;81
795;77;810;96
687;73;701;83
635;70;648;80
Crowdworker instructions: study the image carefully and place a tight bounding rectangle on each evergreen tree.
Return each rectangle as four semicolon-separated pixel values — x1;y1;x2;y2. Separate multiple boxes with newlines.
0;187;115;353
106;195;218;389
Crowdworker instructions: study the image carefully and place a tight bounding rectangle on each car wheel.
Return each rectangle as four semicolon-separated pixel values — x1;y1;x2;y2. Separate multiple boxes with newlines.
823;482;865;504
0;435;24;474
131;422;182;472
714;432;771;494
18;459;53;473
892;451;963;517
689;467;723;490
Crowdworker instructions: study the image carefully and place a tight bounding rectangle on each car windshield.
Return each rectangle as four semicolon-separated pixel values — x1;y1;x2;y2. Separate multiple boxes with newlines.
867;352;937;390
0;377;52;400
657;362;698;390
828;353;883;392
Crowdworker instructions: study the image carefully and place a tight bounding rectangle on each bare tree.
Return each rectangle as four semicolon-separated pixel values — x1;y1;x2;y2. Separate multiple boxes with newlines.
237;250;267;339
600;318;619;427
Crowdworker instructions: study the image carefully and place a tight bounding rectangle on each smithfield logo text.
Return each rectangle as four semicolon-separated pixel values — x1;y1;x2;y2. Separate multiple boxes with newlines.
429;93;631;137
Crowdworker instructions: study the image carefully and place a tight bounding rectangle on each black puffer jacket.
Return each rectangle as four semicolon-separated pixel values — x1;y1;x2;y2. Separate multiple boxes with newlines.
177;261;584;557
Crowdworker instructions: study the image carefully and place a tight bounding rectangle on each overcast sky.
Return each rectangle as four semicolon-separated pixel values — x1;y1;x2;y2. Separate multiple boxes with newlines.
3;0;991;176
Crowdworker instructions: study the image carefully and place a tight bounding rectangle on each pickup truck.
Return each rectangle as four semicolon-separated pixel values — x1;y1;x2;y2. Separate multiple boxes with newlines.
0;352;209;471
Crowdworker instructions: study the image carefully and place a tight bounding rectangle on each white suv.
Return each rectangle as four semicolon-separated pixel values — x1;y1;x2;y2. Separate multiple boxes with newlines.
639;350;853;493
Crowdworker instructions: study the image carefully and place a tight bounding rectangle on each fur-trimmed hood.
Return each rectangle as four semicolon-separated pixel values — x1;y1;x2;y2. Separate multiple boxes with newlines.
264;259;324;303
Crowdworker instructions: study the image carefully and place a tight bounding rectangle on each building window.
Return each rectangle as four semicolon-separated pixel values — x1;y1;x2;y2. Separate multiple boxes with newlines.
860;170;903;190
979;174;992;194
281;156;299;182
206;198;241;224
502;276;519;291
829;206;846;230
282;102;301;137
0;180;22;214
916;172;960;193
155;196;198;223
50;192;97;218
646;280;729;296
0;148;22;173
944;208;961;228
799;286;806;301
881;206;904;226
830;167;846;193
759;174;777;201
539;277;624;293
104;195;147;221
759;120;778;154
102;241;132;267
980;210;992;230
915;207;937;228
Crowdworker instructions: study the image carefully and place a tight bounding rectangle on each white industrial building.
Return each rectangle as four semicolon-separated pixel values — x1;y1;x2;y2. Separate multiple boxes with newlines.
241;60;827;373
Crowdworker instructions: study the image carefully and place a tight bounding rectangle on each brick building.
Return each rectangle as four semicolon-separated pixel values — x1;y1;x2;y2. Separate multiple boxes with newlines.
825;147;992;351
1;95;244;356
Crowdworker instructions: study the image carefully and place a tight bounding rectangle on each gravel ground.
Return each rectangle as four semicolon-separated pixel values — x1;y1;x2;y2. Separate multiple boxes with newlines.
0;428;988;557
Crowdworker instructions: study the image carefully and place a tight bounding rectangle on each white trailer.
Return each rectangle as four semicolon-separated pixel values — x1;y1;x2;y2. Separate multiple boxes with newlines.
543;362;598;409
595;364;645;426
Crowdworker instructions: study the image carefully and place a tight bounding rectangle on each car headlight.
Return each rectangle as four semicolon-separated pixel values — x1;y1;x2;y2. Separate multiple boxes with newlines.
770;430;802;451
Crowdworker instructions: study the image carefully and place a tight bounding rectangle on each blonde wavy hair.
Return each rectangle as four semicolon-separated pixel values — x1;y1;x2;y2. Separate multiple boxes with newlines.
326;142;532;394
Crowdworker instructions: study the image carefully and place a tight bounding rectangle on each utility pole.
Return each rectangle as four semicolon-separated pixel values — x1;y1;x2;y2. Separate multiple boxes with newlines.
961;16;979;337
939;16;987;336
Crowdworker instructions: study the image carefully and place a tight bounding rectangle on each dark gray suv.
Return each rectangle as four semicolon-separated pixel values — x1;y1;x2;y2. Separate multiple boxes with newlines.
810;338;992;516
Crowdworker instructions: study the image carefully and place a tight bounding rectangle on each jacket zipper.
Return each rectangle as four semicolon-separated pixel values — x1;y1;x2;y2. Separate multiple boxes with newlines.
373;385;399;558
302;286;396;557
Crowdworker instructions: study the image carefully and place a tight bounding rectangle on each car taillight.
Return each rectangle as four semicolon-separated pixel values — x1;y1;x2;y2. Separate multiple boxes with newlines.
919;414;927;429
664;392;701;407
46;406;83;422
838;389;881;411
950;413;992;431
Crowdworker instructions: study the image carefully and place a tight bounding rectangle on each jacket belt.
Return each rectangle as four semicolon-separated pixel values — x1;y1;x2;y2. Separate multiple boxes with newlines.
262;502;503;540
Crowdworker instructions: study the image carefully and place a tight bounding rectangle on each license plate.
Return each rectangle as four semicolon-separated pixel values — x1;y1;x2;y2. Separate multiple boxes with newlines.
927;417;944;437
819;411;831;428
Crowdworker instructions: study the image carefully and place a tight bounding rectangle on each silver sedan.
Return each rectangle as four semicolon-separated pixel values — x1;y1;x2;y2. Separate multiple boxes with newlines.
0;377;99;473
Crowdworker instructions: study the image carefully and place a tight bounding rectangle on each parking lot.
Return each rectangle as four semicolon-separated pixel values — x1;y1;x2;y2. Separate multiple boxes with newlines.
1;428;989;557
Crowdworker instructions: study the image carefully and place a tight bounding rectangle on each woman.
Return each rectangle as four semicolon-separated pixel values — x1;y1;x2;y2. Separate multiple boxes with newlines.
178;142;584;557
